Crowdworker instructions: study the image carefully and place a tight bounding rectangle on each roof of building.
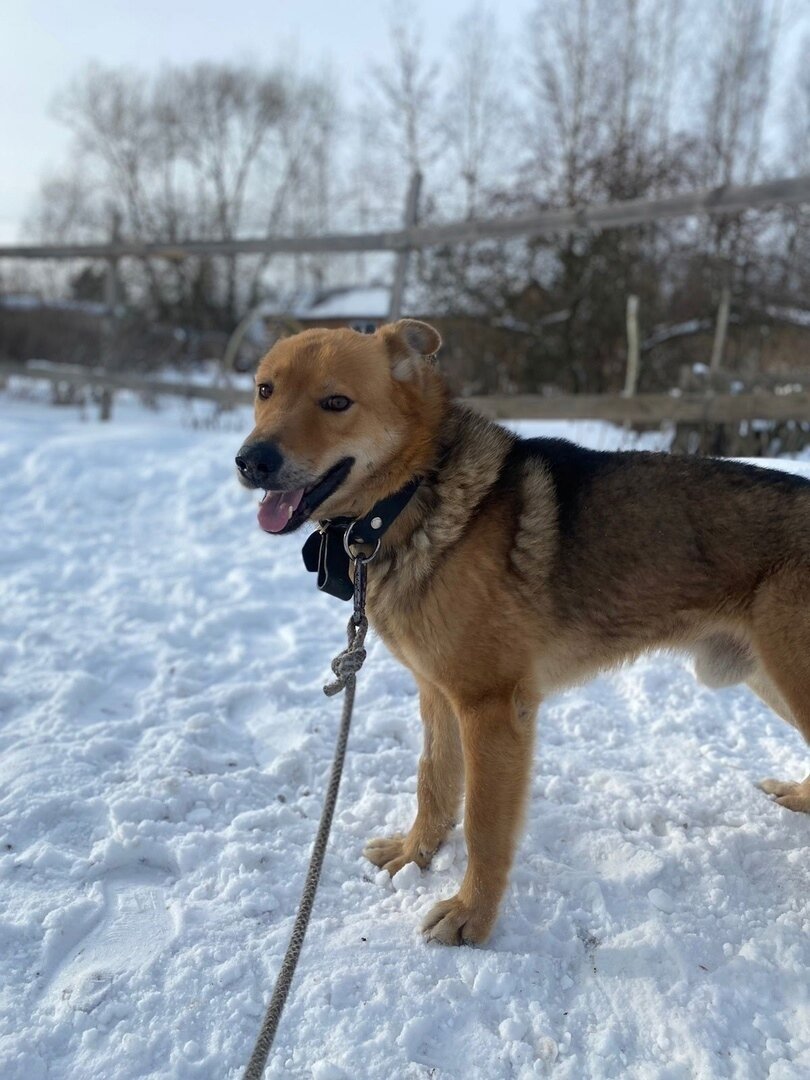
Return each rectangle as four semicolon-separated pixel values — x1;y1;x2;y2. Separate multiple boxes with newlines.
260;284;394;321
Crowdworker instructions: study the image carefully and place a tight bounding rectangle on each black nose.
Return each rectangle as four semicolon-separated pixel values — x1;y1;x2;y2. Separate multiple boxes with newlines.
235;441;284;487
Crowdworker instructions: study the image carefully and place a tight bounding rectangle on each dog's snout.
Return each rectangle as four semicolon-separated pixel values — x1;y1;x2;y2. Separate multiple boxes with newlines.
235;441;283;486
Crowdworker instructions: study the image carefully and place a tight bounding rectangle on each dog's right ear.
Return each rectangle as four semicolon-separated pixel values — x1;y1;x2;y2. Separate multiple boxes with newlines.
378;319;442;381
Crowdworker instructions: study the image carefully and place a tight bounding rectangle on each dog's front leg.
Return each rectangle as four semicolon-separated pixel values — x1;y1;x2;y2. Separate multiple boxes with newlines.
422;690;535;946
364;679;463;875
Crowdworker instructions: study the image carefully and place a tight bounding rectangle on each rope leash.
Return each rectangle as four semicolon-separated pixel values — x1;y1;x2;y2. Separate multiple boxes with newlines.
242;557;371;1080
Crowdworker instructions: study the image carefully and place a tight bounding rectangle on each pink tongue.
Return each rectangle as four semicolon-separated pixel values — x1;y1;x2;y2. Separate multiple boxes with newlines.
258;488;305;533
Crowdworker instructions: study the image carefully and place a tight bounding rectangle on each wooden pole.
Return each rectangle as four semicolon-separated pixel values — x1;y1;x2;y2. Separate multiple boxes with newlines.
99;209;122;420
623;294;640;396
389;171;422;321
709;286;731;373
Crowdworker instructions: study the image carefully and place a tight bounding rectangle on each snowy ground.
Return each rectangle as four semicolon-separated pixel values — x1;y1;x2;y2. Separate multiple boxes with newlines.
1;390;809;1080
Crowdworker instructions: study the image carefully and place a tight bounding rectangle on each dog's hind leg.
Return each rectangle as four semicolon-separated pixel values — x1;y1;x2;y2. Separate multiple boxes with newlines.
748;666;810;810
364;679;464;875
747;666;799;730
422;689;537;946
750;566;810;813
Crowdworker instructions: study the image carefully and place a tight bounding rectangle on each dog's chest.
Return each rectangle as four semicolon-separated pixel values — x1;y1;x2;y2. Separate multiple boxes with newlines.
365;553;441;677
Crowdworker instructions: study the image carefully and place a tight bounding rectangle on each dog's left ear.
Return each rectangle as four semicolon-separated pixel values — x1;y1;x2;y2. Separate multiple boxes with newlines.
378;319;442;381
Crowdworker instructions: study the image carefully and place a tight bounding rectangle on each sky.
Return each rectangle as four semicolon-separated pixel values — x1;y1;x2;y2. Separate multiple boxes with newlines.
0;0;528;244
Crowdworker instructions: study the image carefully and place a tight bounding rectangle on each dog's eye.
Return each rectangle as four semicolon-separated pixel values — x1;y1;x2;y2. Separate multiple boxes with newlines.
256;383;273;400
321;395;352;412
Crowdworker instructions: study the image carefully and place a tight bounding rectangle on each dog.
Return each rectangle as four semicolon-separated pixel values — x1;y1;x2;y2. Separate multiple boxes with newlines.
236;319;810;946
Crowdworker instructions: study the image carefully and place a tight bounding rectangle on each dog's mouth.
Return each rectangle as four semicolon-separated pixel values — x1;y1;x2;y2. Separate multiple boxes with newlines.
257;458;354;535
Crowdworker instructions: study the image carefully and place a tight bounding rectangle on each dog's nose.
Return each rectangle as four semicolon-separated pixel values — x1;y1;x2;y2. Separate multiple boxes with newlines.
235;441;284;486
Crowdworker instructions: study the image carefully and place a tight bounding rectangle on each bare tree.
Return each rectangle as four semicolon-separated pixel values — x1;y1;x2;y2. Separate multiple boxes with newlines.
37;60;338;325
695;0;784;357
784;29;810;174
524;0;613;205
779;30;810;295
442;4;512;219
172;62;284;317
365;2;443;199
699;0;783;187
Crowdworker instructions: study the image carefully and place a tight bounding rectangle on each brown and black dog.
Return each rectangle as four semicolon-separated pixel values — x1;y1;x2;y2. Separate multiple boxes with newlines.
236;320;810;945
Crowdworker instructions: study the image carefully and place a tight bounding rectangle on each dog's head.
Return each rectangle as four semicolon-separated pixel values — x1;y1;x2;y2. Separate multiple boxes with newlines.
236;319;444;533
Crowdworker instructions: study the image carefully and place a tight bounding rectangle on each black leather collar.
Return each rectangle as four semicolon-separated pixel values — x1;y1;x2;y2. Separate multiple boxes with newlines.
301;477;421;600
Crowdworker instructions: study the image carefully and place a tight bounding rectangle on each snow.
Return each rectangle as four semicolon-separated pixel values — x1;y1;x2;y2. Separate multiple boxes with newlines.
0;295;108;316
1;393;809;1080
259;286;393;322
305;287;392;320
765;304;810;330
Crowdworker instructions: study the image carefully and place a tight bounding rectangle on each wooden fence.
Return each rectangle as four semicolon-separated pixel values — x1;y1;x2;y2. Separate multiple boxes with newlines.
3;360;809;425
1;173;809;424
2;175;808;262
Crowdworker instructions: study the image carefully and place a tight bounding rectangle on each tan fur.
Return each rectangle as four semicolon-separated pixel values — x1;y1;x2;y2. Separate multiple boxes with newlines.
241;321;810;945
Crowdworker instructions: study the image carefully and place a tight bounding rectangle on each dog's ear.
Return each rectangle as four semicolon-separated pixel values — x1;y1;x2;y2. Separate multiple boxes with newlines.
378;319;442;381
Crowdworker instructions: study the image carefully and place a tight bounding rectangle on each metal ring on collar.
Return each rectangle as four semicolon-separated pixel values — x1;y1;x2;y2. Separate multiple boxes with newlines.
343;521;381;562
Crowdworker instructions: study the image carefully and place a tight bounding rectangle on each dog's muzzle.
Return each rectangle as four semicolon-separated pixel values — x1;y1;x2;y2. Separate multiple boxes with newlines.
235;441;283;488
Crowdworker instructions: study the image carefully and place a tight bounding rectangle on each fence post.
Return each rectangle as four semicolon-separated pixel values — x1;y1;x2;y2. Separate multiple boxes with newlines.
388;171;422;321
709;285;731;373
99;209;122;420
623;294;640;396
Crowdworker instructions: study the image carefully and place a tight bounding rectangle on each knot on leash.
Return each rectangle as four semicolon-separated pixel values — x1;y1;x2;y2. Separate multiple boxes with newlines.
324;615;368;696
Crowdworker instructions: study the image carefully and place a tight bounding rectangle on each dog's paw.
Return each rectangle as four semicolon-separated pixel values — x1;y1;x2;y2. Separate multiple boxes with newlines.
363;834;433;877
759;776;810;813
421;894;494;946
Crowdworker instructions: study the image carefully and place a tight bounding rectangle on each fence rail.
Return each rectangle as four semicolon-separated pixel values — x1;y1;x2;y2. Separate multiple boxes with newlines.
1;175;808;262
3;175;809;429
4;361;810;424
0;362;251;407
469;390;810;424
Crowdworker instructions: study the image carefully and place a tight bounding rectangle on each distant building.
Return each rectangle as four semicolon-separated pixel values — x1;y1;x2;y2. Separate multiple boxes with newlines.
259;284;394;333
